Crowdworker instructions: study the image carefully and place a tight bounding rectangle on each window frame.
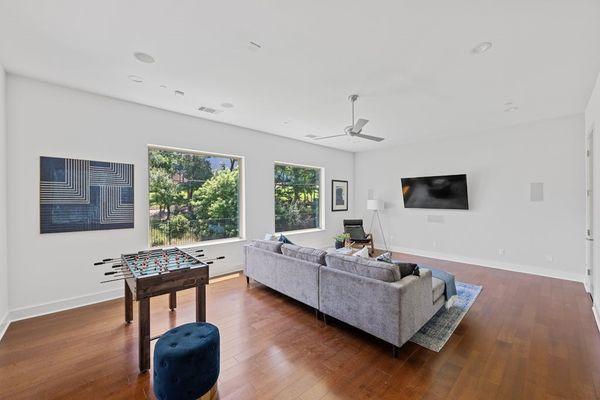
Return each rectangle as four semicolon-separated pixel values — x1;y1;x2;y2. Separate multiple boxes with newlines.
147;144;246;248
273;161;325;235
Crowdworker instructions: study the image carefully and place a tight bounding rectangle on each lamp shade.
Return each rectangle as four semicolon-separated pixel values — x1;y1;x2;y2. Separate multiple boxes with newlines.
367;199;384;211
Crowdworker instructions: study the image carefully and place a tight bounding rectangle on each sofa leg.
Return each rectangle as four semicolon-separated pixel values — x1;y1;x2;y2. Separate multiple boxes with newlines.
246;276;250;286
391;345;398;358
315;309;319;319
323;314;327;325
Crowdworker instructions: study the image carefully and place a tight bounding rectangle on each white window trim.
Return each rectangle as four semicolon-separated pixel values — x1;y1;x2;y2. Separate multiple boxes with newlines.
273;161;325;234
147;144;246;246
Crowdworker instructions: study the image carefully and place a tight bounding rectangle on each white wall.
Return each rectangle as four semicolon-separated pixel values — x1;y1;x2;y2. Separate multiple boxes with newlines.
5;75;354;317
355;114;586;282
0;66;8;336
585;72;600;323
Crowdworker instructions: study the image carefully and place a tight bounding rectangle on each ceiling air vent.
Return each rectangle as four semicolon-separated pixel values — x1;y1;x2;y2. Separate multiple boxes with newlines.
198;106;222;114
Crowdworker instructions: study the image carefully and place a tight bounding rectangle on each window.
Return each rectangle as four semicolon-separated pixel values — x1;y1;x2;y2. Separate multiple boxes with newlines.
148;146;242;246
274;163;322;233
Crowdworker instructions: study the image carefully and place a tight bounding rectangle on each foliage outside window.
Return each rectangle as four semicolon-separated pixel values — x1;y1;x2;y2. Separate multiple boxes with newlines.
148;147;241;246
274;163;321;232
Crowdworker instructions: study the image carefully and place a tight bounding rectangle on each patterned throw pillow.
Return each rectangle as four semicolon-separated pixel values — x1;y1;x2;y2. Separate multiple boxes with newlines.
376;252;393;263
353;246;370;258
278;234;294;245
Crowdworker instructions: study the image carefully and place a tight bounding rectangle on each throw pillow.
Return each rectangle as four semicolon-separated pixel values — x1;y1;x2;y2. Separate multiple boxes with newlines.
394;262;418;278
264;233;277;241
353;246;370;258
375;252;393;263
278;234;294;245
376;252;418;278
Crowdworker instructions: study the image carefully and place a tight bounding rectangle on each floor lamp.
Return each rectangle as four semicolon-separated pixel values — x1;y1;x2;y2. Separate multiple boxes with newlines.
367;199;388;252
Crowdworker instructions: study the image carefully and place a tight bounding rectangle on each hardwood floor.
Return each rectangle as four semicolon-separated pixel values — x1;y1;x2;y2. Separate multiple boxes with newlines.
1;252;600;399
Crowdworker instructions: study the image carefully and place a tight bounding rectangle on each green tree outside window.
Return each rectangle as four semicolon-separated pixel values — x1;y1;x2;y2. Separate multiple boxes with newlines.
148;148;241;246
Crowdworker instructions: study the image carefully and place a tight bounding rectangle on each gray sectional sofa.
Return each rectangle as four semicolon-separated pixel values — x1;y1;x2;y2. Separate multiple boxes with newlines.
243;240;446;353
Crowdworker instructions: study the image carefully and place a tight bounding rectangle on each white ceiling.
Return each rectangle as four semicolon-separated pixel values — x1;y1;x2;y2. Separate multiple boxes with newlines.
1;0;599;152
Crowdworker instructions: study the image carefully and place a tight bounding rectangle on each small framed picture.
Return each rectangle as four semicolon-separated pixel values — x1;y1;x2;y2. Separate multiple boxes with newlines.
331;180;349;211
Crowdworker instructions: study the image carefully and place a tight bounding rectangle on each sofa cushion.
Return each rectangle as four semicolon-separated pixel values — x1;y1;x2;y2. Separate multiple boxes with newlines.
252;239;283;253
325;253;401;282
281;244;327;265
432;277;445;302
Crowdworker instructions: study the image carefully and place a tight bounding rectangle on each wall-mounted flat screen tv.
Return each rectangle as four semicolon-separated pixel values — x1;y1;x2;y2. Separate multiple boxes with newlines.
401;174;469;210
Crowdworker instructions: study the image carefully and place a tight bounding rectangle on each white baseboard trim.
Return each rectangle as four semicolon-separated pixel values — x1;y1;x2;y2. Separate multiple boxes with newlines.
585;279;591;294
386;245;586;283
8;288;123;324
0;265;246;343
593;304;600;333
0;312;9;342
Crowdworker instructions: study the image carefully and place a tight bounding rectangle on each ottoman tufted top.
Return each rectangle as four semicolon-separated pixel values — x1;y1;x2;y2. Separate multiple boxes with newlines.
154;322;220;400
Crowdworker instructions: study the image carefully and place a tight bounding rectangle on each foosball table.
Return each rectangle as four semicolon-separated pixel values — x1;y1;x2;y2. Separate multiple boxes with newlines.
95;247;224;372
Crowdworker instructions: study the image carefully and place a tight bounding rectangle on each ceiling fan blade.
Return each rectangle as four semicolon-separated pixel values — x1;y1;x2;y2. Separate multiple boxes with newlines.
313;134;347;140
350;118;369;133
353;133;385;142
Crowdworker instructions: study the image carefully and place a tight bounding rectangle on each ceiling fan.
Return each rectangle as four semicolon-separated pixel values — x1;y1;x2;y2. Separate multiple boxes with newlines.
313;94;384;142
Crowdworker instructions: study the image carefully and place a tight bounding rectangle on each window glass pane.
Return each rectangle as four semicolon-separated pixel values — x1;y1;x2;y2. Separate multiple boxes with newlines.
274;164;321;232
148;148;240;246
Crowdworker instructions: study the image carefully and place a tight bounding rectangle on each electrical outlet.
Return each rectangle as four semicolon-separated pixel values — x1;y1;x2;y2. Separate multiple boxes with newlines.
498;248;505;256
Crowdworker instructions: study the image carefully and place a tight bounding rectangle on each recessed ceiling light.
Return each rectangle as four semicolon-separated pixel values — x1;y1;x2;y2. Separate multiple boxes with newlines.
471;42;493;54
283;121;290;125
174;90;184;96
128;75;143;83
504;106;519;112
221;102;235;109
134;52;155;64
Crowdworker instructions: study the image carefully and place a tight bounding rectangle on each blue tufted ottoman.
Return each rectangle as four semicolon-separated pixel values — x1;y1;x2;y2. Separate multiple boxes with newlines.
153;322;220;400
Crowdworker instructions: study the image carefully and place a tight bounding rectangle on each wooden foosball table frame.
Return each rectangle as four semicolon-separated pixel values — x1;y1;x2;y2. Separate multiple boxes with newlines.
124;264;209;372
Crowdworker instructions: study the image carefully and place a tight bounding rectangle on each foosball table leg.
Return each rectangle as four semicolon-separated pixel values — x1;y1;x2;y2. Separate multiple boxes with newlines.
139;298;151;373
196;284;206;323
169;291;177;311
125;281;133;324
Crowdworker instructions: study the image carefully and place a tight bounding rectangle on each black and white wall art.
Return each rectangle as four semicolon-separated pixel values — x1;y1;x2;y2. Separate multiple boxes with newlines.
40;156;134;233
331;180;348;211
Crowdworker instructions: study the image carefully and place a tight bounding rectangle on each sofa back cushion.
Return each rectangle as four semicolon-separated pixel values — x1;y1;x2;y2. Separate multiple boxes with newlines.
325;253;401;282
252;239;283;253
281;244;327;265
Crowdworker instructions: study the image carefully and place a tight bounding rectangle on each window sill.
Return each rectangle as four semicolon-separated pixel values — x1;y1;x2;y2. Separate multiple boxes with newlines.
175;237;247;249
275;228;325;236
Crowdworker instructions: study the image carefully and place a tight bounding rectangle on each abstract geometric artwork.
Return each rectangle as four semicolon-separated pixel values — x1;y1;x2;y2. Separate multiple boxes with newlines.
40;156;134;233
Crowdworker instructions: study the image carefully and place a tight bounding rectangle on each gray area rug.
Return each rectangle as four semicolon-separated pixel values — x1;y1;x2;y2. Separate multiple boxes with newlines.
410;281;482;352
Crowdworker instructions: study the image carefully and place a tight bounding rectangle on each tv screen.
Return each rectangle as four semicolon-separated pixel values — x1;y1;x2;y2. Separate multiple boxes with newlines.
401;174;469;210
